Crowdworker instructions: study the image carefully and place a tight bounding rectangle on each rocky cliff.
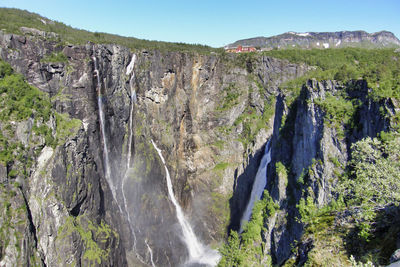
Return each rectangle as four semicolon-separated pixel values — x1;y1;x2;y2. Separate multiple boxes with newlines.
263;79;394;264
0;28;310;266
227;30;400;49
1;17;399;267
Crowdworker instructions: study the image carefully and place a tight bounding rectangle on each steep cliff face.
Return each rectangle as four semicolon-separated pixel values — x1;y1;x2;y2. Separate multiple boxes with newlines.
1;26;398;267
262;79;394;264
0;32;129;266
0;29;310;266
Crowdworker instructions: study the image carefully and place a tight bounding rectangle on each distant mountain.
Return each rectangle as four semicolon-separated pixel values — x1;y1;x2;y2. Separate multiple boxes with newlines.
226;31;400;50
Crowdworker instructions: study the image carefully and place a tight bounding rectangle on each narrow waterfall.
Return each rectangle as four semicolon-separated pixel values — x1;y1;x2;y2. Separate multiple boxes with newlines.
92;53;117;201
127;54;137;103
145;239;156;267
151;140;220;266
121;54;137;247
240;140;271;232
151;140;203;257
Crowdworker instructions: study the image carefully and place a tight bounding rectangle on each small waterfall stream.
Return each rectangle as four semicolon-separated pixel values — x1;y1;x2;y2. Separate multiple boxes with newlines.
151;140;220;266
145;239;156;267
240;140;271;232
92;53;117;201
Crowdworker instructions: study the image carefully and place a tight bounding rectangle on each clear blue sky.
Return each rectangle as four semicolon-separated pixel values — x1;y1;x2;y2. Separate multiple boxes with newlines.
1;0;399;47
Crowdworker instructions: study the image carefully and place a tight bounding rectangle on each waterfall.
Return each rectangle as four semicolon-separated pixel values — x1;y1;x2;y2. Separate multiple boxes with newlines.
93;52;150;265
126;54;137;103
122;54;153;267
92;53;117;201
151;140;203;258
145;239;156;267
121;54;138;247
240;140;271;232
124;54;137;169
151;140;220;266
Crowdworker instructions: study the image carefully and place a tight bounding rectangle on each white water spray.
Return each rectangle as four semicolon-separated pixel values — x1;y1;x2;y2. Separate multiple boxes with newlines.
92;53;117;201
151;140;220;266
126;54;137;103
240;140;272;232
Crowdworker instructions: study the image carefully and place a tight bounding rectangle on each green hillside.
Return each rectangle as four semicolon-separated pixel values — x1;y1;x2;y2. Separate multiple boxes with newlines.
0;8;220;54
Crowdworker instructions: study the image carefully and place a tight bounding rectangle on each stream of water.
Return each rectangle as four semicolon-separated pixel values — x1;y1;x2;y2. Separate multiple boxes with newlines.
240;140;271;232
151;140;220;266
92;54;117;201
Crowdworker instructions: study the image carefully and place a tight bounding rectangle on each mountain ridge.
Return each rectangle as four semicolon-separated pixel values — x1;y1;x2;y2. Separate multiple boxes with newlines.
226;30;400;50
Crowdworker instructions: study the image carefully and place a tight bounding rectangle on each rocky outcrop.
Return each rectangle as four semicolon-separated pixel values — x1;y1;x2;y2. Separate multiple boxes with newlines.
227;30;400;49
262;78;392;264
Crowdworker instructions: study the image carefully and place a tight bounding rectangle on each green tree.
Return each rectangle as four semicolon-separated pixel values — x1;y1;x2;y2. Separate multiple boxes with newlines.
339;134;400;240
334;64;357;81
342;136;400;208
218;231;243;267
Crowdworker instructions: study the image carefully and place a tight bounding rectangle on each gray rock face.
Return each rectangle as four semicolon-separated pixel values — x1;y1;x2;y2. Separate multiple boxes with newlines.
227;30;400;49
19;27;58;39
262;78;392;265
1;28;395;267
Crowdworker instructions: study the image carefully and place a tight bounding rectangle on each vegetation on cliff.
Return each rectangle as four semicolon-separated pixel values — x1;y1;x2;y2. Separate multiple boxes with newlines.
219;191;278;267
219;114;400;267
292;133;400;266
0;59;81;168
263;47;400;100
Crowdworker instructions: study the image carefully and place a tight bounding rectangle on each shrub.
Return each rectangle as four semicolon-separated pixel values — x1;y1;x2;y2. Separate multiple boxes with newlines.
342;136;400;208
0;60;13;78
41;51;68;63
218;191;277;266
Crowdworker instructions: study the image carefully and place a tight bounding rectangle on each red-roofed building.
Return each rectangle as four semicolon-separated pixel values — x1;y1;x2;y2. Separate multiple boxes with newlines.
225;45;257;53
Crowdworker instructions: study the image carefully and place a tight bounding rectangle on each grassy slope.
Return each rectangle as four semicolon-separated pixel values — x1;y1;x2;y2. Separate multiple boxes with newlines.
262;48;400;100
0;8;221;54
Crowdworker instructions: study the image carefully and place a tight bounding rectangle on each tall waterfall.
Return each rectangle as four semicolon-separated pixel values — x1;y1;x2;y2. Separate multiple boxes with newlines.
92;53;117;201
151;140;220;266
121;54;137;247
240;140;271;232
